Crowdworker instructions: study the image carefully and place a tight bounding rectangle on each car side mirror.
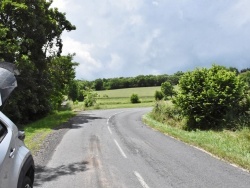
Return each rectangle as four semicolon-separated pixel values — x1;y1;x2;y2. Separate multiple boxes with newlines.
18;130;25;141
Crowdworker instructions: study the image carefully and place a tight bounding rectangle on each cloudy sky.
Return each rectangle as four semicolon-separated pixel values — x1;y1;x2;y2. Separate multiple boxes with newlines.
52;0;250;80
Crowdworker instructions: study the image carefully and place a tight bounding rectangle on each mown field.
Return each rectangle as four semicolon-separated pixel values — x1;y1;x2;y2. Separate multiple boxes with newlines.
73;86;160;110
96;87;160;98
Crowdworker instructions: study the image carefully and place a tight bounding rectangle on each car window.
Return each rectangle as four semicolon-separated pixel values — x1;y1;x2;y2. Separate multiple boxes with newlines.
0;122;7;143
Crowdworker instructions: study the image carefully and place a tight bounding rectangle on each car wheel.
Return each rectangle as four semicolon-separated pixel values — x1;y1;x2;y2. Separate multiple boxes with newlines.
17;155;35;188
22;176;32;188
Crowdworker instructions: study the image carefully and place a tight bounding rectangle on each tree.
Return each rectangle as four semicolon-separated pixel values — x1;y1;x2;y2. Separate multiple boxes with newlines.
240;71;250;89
240;68;250;73
228;67;239;75
0;0;76;123
68;80;80;102
161;81;174;99
173;65;246;129
49;54;78;108
94;79;104;90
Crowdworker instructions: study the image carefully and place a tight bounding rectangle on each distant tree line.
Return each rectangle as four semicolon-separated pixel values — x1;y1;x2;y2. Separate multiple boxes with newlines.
87;66;249;91
90;72;184;91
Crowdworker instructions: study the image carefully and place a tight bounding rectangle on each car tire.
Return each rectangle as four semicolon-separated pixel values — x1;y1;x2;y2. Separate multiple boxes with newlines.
17;155;34;188
22;176;32;188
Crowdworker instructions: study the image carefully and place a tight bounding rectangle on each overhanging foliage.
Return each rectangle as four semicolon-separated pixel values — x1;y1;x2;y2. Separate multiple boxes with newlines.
0;0;76;124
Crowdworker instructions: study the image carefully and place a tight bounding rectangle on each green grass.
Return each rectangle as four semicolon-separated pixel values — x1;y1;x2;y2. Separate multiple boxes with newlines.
71;87;160;111
96;86;161;98
24;111;75;154
93;86;159;109
143;113;250;171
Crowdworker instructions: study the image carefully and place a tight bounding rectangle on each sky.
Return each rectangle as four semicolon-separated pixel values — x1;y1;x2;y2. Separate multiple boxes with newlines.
52;0;250;80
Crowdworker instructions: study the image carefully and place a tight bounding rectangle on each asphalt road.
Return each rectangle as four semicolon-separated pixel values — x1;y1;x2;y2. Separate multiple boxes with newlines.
34;108;250;188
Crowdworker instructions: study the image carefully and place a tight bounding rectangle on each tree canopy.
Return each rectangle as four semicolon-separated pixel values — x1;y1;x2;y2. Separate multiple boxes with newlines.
0;0;76;123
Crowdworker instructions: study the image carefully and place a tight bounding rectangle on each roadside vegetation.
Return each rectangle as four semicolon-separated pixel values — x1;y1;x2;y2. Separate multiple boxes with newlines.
146;65;250;171
144;114;250;171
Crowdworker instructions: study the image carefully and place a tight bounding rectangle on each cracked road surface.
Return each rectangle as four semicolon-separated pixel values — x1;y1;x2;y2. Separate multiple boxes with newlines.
34;108;250;188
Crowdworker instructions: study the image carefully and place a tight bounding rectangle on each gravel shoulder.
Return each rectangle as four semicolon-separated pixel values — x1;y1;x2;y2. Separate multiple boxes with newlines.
33;115;79;167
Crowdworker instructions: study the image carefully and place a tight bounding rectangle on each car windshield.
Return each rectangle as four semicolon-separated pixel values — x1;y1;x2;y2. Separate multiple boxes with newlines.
0;62;19;106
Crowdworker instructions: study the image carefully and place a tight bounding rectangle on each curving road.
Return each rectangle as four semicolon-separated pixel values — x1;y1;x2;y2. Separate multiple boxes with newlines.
34;108;250;188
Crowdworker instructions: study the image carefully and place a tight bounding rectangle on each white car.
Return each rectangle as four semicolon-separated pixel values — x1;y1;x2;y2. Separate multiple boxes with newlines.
0;62;35;188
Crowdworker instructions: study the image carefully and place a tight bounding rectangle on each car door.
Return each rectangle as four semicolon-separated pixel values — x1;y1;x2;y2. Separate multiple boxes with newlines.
0;120;17;187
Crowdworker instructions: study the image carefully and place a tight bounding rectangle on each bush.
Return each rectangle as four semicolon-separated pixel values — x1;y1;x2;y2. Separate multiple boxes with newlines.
130;93;141;103
84;92;97;107
173;65;247;130
150;101;183;128
154;90;164;101
161;81;174;99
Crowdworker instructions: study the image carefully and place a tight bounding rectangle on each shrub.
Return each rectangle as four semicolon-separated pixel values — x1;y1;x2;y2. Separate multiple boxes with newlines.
84;92;97;107
161;81;174;99
150;101;183;128
173;65;247;130
154;90;164;101
130;93;141;103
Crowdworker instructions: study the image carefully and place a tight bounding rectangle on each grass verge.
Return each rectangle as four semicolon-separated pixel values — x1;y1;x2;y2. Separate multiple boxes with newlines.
24;110;76;154
143;113;250;172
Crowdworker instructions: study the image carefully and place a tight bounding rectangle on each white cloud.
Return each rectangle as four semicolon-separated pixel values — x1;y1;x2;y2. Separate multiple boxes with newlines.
109;0;143;11
219;0;250;28
129;15;144;26
107;53;124;70
62;37;101;67
50;0;69;11
61;36;104;79
141;28;161;55
52;0;250;79
152;1;159;6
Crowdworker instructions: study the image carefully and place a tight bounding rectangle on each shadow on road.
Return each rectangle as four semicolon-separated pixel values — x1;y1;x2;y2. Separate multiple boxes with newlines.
70;113;105;129
33;112;104;187
34;161;89;187
54;113;105;130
